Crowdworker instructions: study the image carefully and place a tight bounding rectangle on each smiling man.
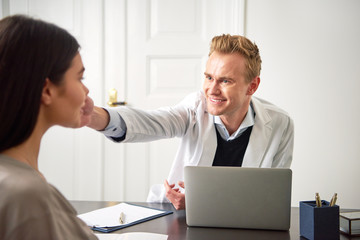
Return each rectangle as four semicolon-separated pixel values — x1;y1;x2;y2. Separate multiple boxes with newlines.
87;34;294;210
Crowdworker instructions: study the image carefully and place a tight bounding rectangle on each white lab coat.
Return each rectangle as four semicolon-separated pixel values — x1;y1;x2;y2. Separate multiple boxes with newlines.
106;91;294;202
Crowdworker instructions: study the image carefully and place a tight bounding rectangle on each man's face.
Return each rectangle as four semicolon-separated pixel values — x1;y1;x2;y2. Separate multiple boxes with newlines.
203;51;258;125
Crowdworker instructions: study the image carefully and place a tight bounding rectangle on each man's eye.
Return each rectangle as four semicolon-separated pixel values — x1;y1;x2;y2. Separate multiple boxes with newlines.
223;79;229;83
206;76;212;80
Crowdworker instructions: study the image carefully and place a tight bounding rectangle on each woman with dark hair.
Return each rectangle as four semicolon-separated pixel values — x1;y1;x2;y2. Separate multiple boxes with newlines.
0;15;97;239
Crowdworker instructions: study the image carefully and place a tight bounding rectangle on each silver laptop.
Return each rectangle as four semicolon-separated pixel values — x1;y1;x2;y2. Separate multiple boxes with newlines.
184;166;292;230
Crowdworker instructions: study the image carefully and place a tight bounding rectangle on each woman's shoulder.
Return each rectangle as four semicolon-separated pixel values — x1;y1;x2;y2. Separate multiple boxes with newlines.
0;158;50;207
0;156;95;239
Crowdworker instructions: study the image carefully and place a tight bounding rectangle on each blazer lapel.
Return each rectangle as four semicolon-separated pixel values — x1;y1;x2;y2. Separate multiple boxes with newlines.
197;111;217;166
242;97;272;167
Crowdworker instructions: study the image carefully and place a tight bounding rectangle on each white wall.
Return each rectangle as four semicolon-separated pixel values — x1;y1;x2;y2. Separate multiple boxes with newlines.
246;0;360;208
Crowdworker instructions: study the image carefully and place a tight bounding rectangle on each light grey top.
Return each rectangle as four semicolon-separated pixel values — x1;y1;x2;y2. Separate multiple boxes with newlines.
0;154;97;240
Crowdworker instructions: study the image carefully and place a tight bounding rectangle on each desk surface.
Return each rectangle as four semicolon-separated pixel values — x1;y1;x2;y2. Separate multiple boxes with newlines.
71;201;354;240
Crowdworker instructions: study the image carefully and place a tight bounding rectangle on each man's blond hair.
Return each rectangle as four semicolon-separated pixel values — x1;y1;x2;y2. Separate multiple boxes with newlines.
209;34;262;83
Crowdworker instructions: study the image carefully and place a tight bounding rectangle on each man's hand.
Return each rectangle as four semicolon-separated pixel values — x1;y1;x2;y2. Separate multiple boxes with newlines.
79;96;110;130
164;180;185;210
80;96;94;127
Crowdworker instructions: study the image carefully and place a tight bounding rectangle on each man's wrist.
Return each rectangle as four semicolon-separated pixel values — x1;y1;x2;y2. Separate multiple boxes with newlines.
87;106;110;131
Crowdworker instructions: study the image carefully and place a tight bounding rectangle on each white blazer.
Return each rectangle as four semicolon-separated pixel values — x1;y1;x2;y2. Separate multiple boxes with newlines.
106;91;294;202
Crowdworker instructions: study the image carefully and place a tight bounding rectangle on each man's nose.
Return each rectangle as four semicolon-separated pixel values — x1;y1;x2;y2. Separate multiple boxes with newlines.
208;80;220;94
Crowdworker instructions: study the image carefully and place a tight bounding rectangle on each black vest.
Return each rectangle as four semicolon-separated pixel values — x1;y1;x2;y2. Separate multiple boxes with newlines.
212;126;253;167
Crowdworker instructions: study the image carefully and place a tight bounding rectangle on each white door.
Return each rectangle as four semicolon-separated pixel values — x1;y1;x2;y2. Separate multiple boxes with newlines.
103;0;246;201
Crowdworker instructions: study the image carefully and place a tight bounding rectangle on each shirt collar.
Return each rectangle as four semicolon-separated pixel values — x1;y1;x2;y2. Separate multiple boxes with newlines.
214;102;255;141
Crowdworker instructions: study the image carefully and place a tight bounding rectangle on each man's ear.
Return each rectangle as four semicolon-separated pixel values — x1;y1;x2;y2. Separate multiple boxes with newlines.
247;76;260;95
41;78;55;105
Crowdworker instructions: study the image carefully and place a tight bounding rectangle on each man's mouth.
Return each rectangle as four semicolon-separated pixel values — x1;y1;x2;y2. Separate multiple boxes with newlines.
209;97;225;103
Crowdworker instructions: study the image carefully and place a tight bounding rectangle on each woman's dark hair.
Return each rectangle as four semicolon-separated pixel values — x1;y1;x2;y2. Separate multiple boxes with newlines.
0;15;80;152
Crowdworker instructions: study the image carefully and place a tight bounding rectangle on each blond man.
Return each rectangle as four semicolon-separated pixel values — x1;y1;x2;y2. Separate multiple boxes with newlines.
88;34;294;210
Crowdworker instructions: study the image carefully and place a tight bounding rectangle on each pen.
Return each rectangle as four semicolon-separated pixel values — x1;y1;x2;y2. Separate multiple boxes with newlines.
315;192;322;207
329;193;337;207
119;212;125;224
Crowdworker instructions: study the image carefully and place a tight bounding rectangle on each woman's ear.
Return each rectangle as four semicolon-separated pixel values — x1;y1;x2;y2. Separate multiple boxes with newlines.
247;76;260;95
41;78;54;105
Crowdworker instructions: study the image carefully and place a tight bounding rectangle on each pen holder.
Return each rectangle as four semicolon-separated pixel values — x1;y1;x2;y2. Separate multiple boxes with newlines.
299;200;339;240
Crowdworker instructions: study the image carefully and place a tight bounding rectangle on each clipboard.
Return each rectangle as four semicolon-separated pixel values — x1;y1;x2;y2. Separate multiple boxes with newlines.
78;203;173;233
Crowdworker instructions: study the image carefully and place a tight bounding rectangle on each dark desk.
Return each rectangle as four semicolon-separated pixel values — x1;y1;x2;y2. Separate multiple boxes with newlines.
71;201;356;240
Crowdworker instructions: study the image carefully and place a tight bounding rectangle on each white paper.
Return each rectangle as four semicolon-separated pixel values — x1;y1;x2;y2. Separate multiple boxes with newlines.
78;203;165;227
95;232;168;240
